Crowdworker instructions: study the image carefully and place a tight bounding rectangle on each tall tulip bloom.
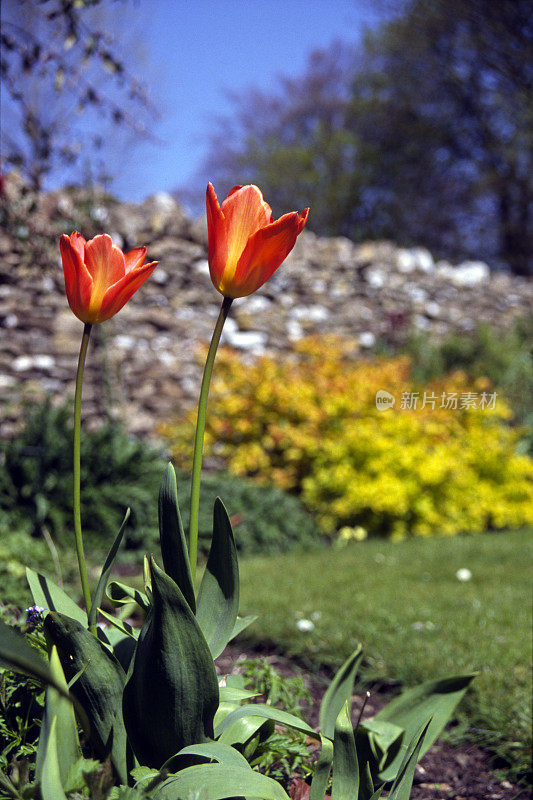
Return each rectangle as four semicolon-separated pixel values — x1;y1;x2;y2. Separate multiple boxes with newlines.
206;183;308;298
60;232;158;324
187;184;309;583
59;231;156;631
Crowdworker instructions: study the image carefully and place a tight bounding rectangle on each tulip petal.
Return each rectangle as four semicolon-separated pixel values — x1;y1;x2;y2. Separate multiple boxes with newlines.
232;208;309;297
60;233;93;322
84;234;126;285
220;185;273;269
98;261;158;323
124;246;147;273
206;183;228;280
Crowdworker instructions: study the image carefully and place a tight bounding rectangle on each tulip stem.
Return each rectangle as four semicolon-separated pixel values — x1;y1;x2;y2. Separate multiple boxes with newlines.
73;322;94;631
189;296;233;584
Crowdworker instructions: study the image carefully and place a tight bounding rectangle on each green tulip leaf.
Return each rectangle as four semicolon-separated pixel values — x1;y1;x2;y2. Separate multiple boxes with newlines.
358;718;404;773
44;612;128;784
388;719;431;800
98;608;139;639
319;644;363;740
215;702;318;741
26;567;87;625
88;508;130;630
360;762;376;800
106;581;150;612
219;684;258;703
162;741;252;772
216;711;271;748
122;557;219;768
376;674;475;781
230;614;257;638
152;763;290;800
40;716;68;800
159;463;195;612
309;734;334;800
331;701;359;800
36;647;80;786
196;497;239;659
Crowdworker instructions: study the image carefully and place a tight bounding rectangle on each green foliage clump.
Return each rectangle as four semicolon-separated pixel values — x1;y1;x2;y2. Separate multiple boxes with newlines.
0;400;165;558
0;607;46;782
0;527;52;609
175;470;322;556
0;400;321;565
403;316;533;429
163;338;533;539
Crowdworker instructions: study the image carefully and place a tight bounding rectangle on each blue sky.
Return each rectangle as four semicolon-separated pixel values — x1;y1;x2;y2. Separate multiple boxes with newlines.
88;0;378;203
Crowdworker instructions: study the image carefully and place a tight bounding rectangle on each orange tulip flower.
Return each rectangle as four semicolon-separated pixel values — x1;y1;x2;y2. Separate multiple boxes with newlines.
60;232;158;324
206;183;308;298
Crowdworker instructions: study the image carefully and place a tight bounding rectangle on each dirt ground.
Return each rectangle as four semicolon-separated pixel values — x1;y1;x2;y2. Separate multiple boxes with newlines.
216;646;530;800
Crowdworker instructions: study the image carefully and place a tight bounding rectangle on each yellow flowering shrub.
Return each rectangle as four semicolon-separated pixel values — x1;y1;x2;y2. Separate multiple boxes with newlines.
162;336;533;538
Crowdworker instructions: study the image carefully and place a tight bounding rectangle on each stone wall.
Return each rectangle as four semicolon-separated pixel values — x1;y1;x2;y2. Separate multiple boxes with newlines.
1;179;532;439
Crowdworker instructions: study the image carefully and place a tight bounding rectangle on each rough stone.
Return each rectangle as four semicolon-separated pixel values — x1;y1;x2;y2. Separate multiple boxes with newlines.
1;177;532;439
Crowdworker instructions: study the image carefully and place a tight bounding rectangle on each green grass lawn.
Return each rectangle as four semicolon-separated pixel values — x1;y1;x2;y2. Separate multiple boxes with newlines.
237;528;532;776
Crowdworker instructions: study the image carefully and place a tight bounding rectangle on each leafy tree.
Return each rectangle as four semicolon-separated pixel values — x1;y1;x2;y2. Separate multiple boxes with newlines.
0;0;158;190
200;0;532;275
201;42;359;237
349;0;533;275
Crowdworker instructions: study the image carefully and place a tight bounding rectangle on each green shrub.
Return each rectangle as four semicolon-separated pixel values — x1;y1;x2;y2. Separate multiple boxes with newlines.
0;400;321;564
403;315;533;431
163;339;533;539
0;527;52;608
175;469;322;556
0;400;165;558
0;606;46;778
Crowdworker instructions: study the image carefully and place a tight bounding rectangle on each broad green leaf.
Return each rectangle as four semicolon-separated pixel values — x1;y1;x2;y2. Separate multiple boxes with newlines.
98;608;139;639
0;618;71;700
332;701;359;800
309;734;334;800
26;567;87;625
40;716;68;800
106;581;150;612
36;647;80;785
376;674;475;781
214;702;318;741
88;508;130;630
152;763;290;800
319;645;363;739
196;498;239;658
360;762;376;800
122;557;219;768
159;463;195;612
219;684;258;703
162;741;252;772
388;719;431;800
216;711;271;747
231;614;257;638
358;719;403;772
44;612;128;784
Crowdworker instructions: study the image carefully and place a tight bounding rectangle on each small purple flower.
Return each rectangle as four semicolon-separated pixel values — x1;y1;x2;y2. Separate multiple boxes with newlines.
25;605;45;628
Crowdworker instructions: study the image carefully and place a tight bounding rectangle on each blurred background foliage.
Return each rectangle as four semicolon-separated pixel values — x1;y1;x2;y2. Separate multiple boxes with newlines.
0;400;322;607
0;0;158;190
1;0;531;274
200;0;532;275
162;322;533;539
